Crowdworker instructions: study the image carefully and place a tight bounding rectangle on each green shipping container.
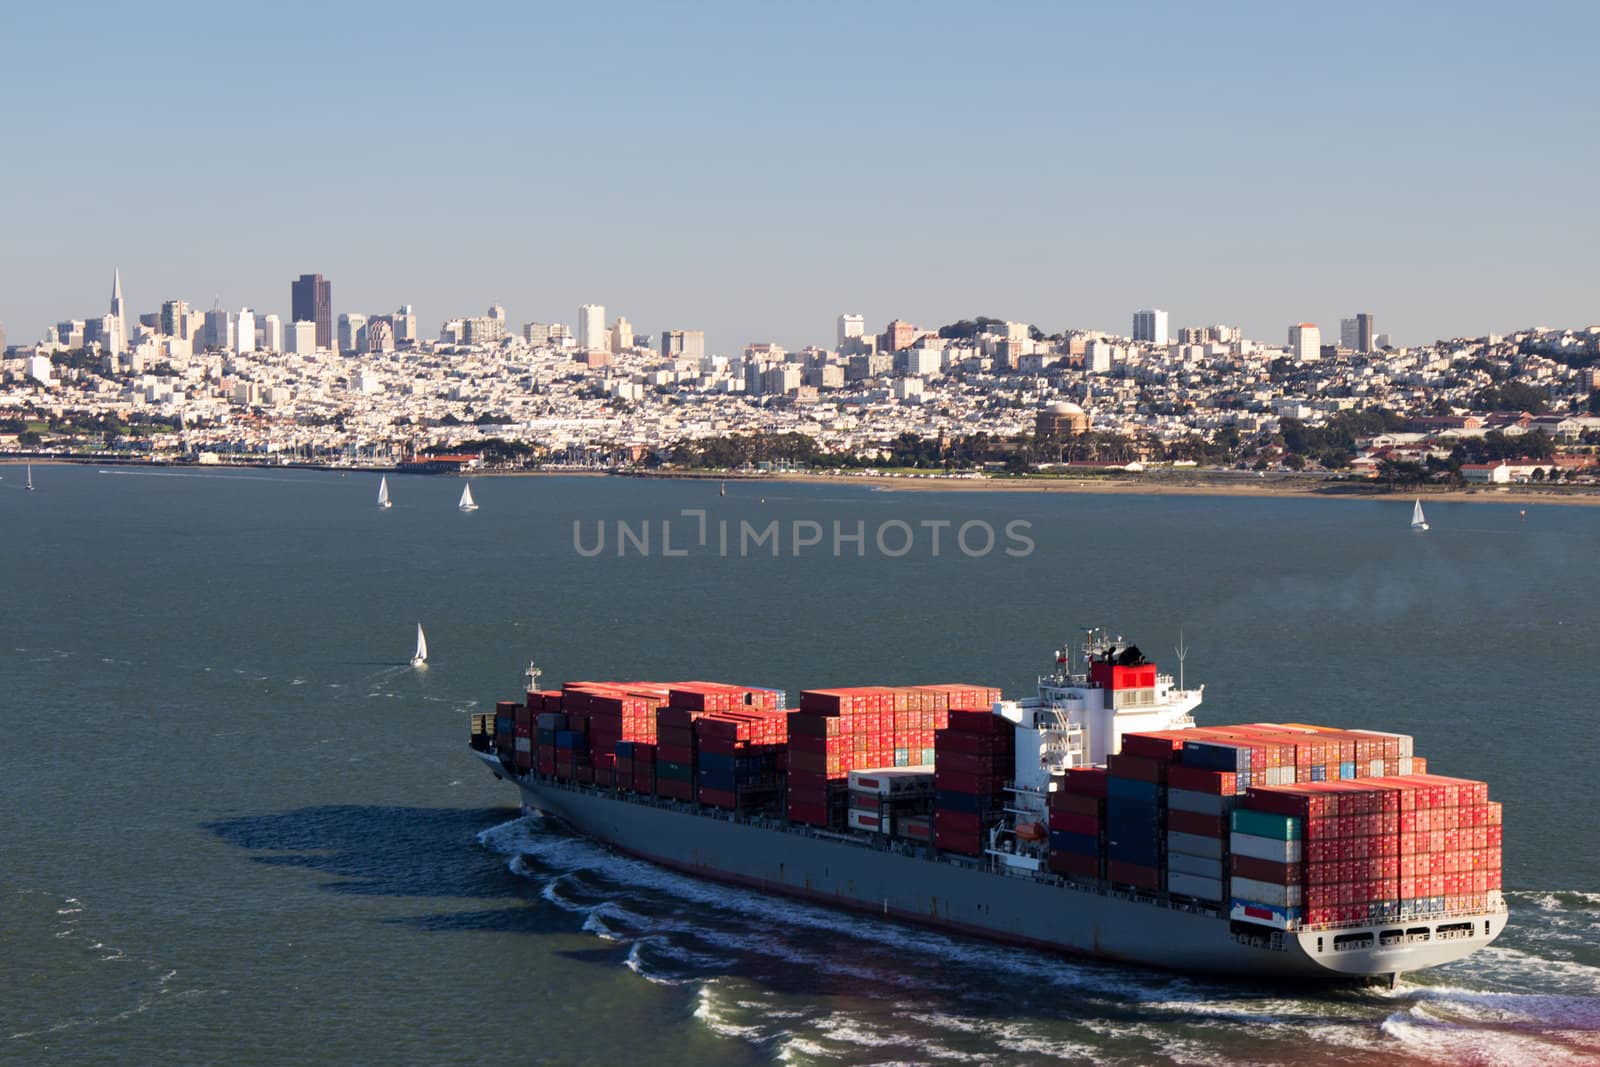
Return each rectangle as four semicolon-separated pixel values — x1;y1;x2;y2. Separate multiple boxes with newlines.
1230;808;1302;840
658;760;694;782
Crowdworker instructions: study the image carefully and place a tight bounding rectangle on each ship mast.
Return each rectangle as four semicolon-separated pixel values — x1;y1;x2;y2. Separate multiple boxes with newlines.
525;659;543;694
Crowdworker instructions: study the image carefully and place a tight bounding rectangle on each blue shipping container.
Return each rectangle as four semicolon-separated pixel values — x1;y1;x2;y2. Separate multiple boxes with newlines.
1181;741;1251;773
1107;777;1162;804
1049;830;1100;857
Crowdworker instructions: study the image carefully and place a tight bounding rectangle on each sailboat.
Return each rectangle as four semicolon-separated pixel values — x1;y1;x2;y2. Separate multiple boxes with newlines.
410;623;428;668
720;480;726;497
458;483;479;511
1410;498;1429;532
377;476;392;509
25;464;35;491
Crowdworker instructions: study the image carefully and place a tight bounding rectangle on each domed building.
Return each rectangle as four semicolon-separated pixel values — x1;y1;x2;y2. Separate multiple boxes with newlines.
1035;399;1091;440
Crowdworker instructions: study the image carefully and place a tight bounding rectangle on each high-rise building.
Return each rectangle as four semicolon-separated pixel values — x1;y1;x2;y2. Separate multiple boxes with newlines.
1357;312;1375;354
837;313;864;348
611;317;633;352
236;308;256;354
261;314;282;353
660;329;706;360
204;307;234;351
578;304;607;352
1288;322;1321;362
363;319;394;354
0;321;7;354
291;273;333;350
1133;309;1169;346
884;319;917;352
288;320;318;354
160;299;191;339
488;303;506;327
108;269;126;352
339;313;367;353
1340;317;1360;350
392;305;418;345
523;322;550;345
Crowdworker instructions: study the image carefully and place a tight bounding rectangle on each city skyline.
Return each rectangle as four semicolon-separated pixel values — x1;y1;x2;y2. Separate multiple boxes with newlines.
2;3;1596;352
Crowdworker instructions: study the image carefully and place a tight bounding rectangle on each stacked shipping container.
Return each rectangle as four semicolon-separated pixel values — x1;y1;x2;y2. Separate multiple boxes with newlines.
1048;767;1107;879
932;709;1015;856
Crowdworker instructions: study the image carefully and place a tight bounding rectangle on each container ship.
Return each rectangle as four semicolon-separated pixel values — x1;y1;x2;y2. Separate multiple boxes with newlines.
470;633;1506;983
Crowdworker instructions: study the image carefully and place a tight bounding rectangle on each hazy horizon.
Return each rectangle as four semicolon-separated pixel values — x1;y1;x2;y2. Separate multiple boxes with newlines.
3;2;1596;353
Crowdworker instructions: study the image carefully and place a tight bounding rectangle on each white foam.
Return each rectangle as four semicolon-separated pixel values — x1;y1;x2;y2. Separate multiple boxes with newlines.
1380;1004;1599;1067
692;982;765;1040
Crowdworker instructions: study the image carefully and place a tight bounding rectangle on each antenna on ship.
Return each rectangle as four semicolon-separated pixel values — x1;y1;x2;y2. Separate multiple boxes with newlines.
525;659;542;694
1175;629;1189;691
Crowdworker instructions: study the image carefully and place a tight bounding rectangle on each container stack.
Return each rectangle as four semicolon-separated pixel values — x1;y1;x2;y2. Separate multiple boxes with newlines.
494;700;517;763
1165;735;1248;903
695;709;787;811
846;768;935;835
933;709;1015;856
1048;767;1107;879
1102;741;1175;892
786;684;983;828
1227;774;1503;929
655;706;699;802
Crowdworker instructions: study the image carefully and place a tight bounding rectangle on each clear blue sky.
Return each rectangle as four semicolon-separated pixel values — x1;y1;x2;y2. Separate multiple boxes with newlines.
2;1;1595;353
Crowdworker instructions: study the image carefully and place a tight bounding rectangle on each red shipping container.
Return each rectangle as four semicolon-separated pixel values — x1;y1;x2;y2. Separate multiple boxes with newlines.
1120;730;1193;762
1106;753;1167;783
699;787;737;809
1167;765;1238;795
936;749;1008;777
1167;810;1228;838
935;809;983;836
1231;854;1299;884
934;769;1005;794
1048;792;1104;816
946;709;1009;735
935;730;1007;755
934;830;983;856
1107;860;1161;891
1049;812;1100;835
1048;853;1101;878
1060;767;1110;798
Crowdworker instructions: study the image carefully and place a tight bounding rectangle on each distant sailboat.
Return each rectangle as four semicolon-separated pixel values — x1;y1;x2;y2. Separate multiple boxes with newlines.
458;483;478;511
411;623;428;668
720;480;726;497
25;464;35;491
377;476;392;509
1411;498;1429;531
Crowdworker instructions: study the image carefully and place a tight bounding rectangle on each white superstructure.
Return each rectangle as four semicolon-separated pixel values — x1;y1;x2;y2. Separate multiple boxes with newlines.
990;631;1202;871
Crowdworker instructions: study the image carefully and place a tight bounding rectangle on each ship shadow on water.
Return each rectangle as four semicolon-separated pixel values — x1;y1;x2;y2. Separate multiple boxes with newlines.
203;804;580;936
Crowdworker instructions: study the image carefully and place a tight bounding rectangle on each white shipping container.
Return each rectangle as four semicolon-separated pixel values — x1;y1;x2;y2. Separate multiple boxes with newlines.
847;809;891;833
514;736;532;753
1368;758;1385;777
1231;875;1303;908
1351;728;1415;759
1230;833;1304;864
847;767;935;796
1266;766;1293;786
1398;756;1414;775
1166;871;1224;902
1168;789;1228;816
1167;831;1224;859
1168;851;1224;879
1230;900;1300;930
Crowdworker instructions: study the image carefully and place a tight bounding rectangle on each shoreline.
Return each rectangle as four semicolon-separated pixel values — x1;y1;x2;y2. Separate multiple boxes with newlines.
9;456;1596;506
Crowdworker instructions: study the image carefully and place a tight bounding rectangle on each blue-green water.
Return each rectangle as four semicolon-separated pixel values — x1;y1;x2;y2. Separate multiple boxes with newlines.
2;466;1596;1065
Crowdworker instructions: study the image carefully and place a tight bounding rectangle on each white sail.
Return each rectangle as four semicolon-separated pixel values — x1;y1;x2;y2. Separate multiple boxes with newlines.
25;464;34;491
411;623;428;666
1411;498;1428;530
459;483;478;510
378;476;392;509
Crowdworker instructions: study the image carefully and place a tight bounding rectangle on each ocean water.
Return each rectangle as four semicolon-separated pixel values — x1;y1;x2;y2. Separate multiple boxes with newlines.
2;465;1596;1066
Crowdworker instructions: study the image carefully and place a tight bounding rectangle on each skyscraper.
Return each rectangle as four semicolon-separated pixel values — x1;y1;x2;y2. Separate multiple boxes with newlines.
160;299;191;338
339;313;367;353
1340;317;1360;350
109;268;126;352
1357;312;1375;354
1133;309;1169;346
236;308;256;354
1289;322;1321;362
837;313;864;349
204;307;234;352
291;273;333;350
578;304;607;352
261;314;282;353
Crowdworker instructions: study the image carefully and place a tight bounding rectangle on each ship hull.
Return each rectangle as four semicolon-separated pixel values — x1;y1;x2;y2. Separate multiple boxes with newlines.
479;755;1506;980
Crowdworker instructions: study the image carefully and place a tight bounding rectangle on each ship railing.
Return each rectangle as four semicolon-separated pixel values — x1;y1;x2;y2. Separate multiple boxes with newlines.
1298;904;1507;934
